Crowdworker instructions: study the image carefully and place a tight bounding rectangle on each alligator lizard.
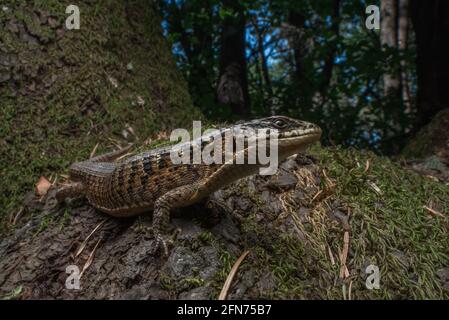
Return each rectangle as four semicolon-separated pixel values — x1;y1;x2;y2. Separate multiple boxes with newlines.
56;116;322;254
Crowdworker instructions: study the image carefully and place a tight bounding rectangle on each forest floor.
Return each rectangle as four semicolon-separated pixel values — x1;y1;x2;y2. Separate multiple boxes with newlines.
1;144;448;300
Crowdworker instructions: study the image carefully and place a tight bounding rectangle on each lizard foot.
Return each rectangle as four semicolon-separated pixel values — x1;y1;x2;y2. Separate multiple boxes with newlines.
150;234;173;257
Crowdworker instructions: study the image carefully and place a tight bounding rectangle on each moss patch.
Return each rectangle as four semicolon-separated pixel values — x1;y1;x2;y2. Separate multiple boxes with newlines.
0;0;202;232
213;145;449;299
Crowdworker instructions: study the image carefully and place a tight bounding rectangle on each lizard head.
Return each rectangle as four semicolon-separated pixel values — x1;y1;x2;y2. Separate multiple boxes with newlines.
237;115;322;160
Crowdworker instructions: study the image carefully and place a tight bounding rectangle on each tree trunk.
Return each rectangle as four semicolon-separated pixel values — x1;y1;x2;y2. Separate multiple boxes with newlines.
410;0;449;129
165;1;216;110
0;0;201;226
252;16;273;113
288;10;306;84
381;0;400;97
319;0;340;97
217;0;250;116
398;0;411;113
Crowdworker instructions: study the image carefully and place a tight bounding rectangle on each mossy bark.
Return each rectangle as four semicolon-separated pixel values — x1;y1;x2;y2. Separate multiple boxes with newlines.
402;108;449;159
0;0;202;228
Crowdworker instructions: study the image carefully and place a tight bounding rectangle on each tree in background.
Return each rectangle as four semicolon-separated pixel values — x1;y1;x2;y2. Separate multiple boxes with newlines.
380;0;399;98
410;0;449;130
159;0;220;118
159;0;446;155
216;0;251;116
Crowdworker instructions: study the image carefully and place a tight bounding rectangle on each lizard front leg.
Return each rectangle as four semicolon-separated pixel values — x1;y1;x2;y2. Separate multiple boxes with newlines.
151;184;198;256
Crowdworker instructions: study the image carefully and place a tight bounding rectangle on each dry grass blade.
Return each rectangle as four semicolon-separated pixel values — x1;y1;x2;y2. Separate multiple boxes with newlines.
79;238;102;278
364;160;370;173
12;207;24;225
322;169;335;188
339;231;350;279
218;250;250;300
348;280;353;300
117;152;133;161
89;142;100;159
424;205;445;218
76;220;106;258
311;189;323;202
368;181;383;195
327;245;335;266
107;137;122;148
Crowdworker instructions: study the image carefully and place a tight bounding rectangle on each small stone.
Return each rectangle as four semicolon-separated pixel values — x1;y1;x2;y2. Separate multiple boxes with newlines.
266;171;297;190
126;62;134;72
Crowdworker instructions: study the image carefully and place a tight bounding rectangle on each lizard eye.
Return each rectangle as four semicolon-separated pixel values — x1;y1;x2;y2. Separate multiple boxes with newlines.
273;119;287;128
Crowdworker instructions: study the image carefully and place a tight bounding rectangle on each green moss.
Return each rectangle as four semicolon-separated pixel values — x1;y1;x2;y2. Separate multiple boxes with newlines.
0;1;202;232
204;144;448;299
245;145;449;299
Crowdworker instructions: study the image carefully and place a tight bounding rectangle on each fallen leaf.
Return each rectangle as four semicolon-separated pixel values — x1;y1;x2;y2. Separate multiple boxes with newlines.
35;176;51;196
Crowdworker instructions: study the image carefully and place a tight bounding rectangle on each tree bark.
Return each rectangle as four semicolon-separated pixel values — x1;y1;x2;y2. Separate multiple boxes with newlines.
252;16;273;113
319;0;340;97
398;0;411;113
0;0;200;223
410;0;449;129
217;0;250;116
164;1;216;110
381;0;400;97
288;10;306;84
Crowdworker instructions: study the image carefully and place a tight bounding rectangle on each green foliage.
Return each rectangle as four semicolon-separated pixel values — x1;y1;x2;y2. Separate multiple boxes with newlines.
2;286;23;300
160;0;417;154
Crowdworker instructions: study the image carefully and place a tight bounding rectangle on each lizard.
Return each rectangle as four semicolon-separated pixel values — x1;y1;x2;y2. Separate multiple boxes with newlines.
56;116;322;255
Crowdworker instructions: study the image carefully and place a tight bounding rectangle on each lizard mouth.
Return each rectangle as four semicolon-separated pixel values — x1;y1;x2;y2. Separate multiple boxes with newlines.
277;128;322;157
279;127;322;143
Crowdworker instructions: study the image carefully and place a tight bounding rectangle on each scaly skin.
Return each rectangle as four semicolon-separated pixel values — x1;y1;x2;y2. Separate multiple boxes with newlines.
56;116;322;255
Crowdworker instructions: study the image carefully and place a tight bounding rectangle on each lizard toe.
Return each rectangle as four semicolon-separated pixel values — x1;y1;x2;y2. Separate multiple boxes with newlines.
150;235;172;257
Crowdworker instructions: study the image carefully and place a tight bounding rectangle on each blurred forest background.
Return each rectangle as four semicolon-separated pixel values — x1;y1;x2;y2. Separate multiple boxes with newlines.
157;0;448;155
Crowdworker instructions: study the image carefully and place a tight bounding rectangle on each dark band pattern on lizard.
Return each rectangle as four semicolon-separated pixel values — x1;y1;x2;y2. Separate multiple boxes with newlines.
56;116;322;255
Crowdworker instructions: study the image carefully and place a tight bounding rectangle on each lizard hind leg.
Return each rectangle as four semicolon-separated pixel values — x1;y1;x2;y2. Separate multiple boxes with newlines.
55;182;85;203
150;184;198;256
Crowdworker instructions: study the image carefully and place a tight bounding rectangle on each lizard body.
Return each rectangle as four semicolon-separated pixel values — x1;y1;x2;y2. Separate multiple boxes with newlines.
56;116;322;254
